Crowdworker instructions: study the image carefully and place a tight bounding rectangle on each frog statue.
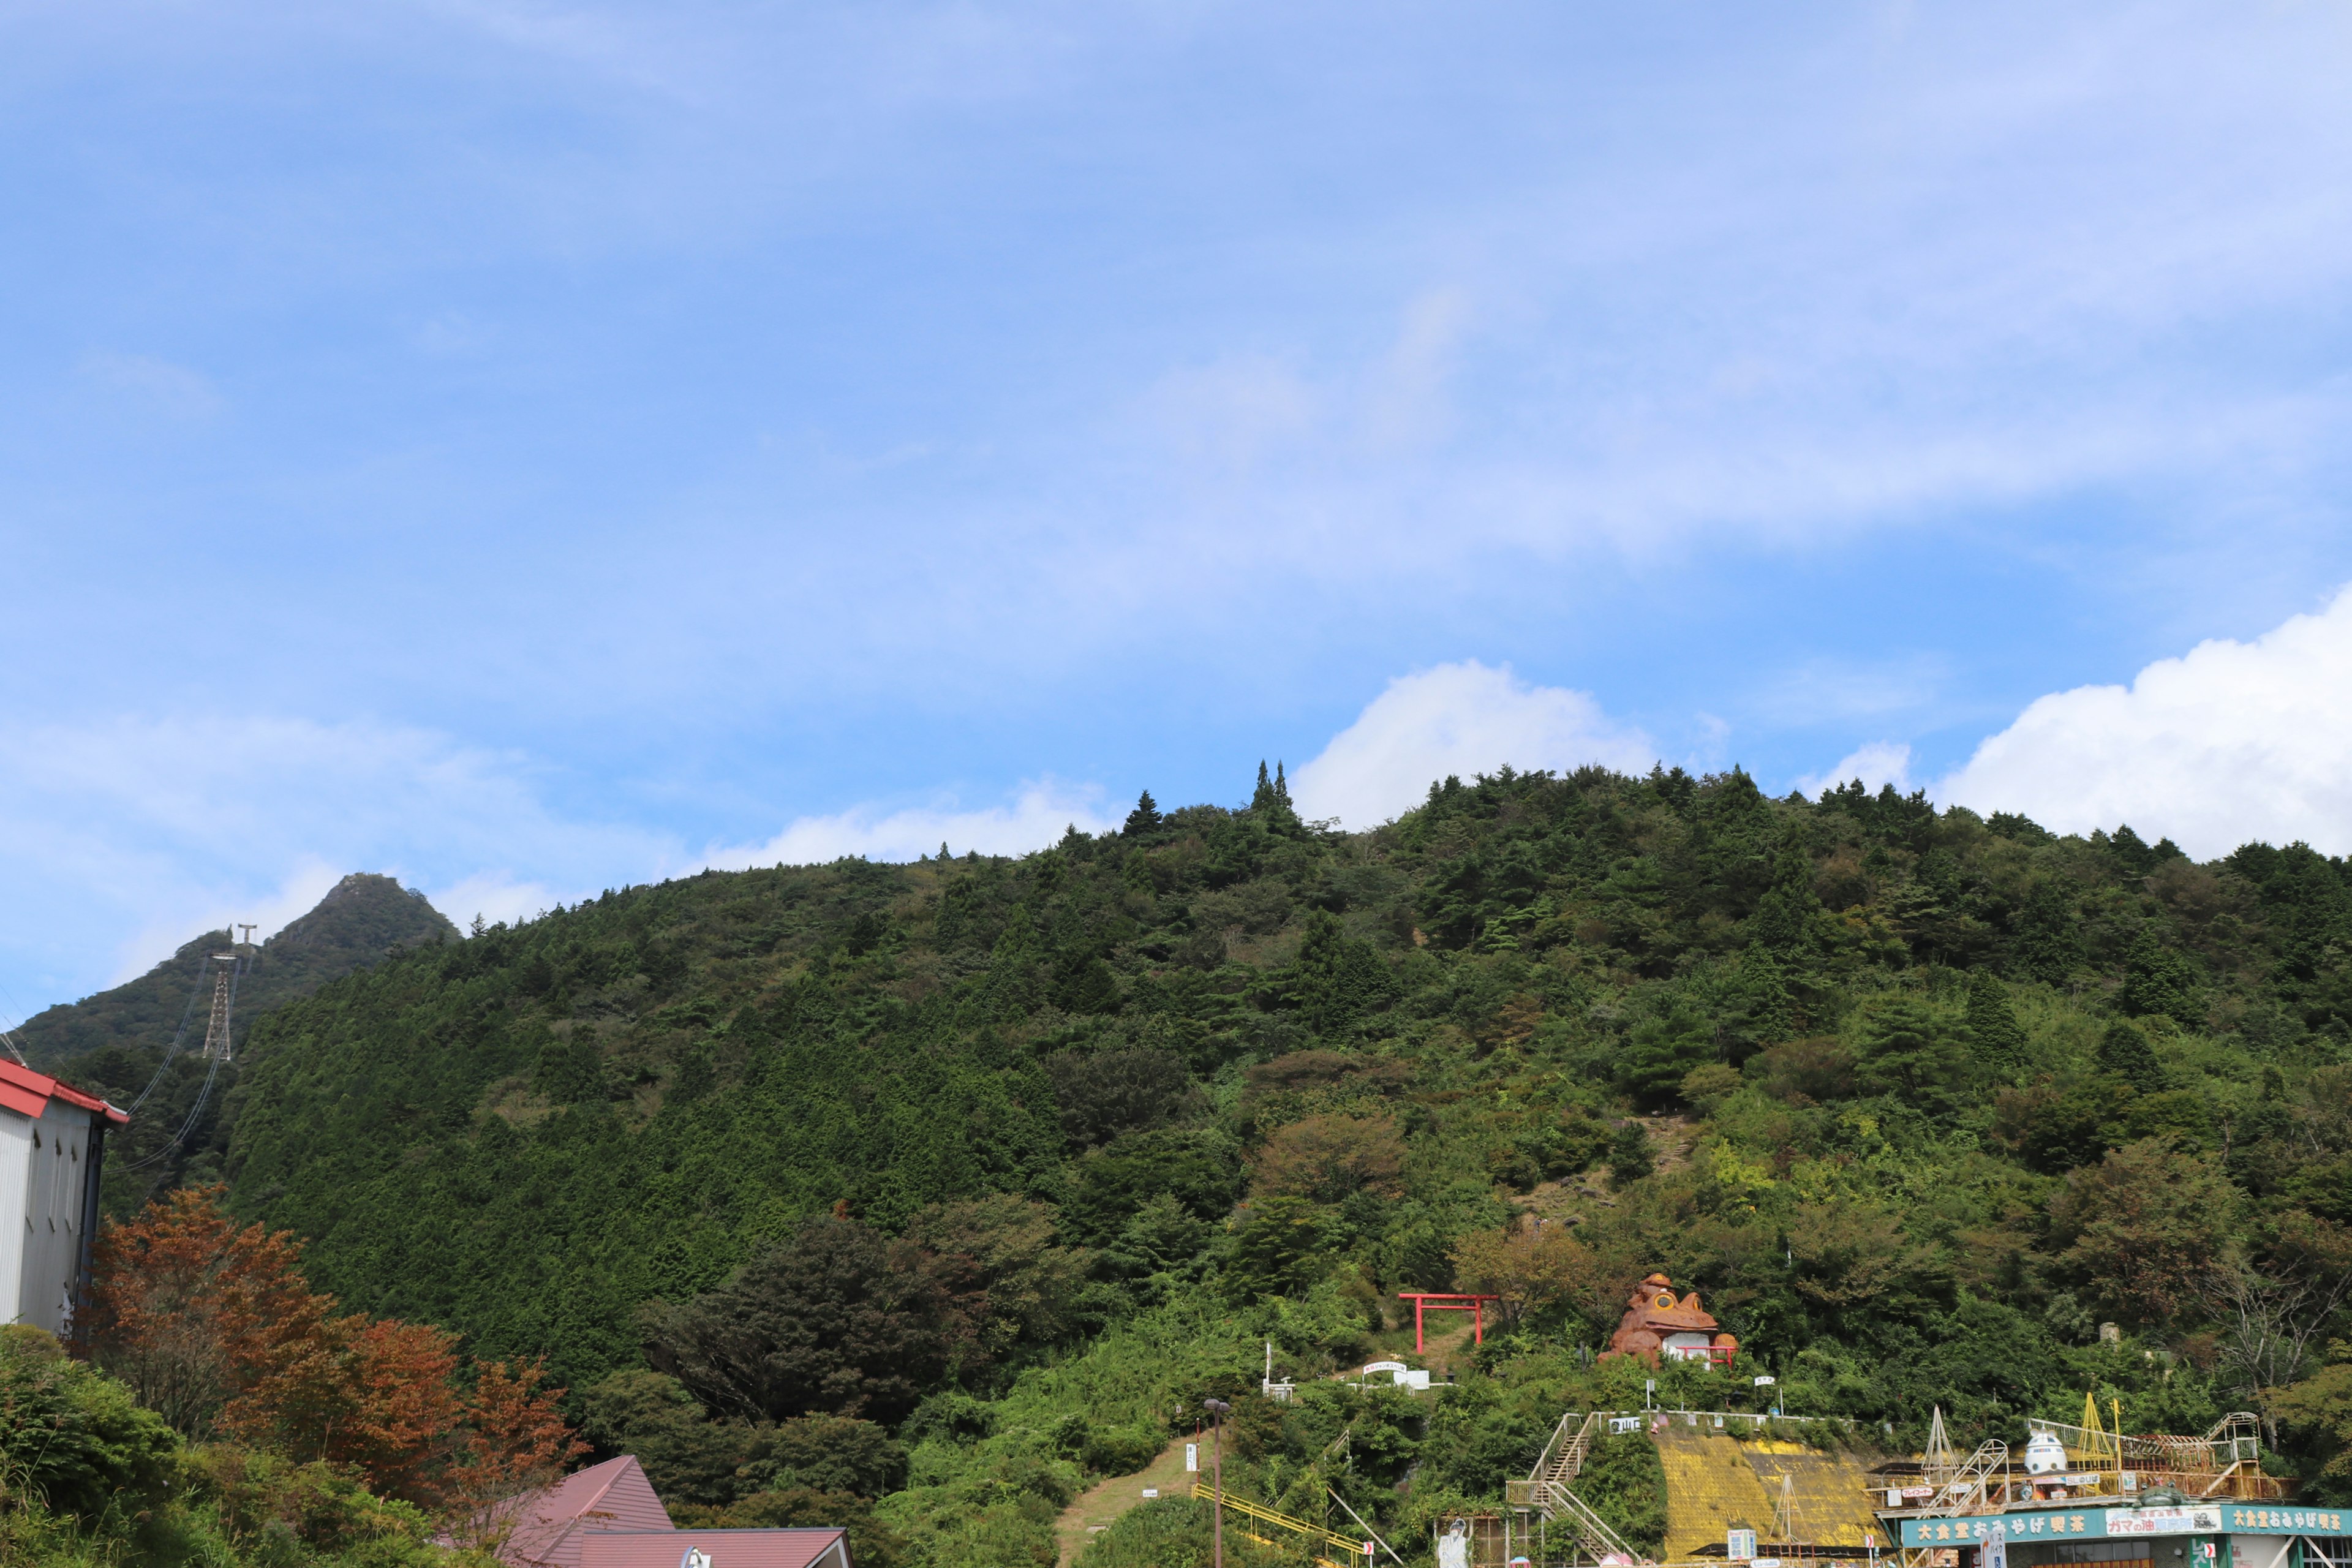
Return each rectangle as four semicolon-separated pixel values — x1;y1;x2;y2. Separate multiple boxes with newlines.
1597;1273;1740;1367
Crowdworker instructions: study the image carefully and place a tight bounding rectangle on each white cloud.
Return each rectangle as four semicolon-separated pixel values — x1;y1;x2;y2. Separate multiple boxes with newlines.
78;350;222;418
107;858;345;986
1939;586;2352;858
1290;661;1656;829
0;707;1135;1005
0;714;674;994
1144;354;1321;475
706;779;1115;869
429;871;568;933
1795;742;1915;801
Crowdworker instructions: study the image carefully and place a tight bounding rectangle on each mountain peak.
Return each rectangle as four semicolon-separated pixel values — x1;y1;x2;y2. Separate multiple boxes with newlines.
14;873;456;1067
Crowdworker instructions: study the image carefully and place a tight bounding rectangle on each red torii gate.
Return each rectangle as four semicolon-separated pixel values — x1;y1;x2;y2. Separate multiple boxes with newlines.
1396;1292;1501;1353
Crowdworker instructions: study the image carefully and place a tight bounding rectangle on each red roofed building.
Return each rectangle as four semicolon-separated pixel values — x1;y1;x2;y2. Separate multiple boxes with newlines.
582;1529;853;1568
484;1455;677;1568
0;1058;127;1337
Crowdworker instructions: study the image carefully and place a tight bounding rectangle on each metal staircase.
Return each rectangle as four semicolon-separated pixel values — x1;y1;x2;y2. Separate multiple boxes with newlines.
1507;1412;1648;1562
1918;1441;2009;1515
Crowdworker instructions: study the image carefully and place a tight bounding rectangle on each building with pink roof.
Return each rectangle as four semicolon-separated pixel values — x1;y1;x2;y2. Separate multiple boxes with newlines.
487;1455;676;1568
581;1528;852;1568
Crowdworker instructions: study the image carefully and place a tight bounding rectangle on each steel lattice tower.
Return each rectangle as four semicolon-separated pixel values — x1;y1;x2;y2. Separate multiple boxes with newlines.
198;926;255;1063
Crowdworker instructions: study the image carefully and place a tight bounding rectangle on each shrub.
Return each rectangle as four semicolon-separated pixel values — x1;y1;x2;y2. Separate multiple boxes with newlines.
0;1324;175;1520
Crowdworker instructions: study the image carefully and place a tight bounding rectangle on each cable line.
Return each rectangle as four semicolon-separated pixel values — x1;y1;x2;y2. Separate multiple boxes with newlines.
122;949;217;1115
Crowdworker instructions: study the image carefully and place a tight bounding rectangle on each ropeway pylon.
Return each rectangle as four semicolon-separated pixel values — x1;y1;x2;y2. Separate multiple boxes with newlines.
198;927;256;1063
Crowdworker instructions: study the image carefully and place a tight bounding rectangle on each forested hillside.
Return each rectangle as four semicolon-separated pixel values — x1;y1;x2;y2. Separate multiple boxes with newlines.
22;873;457;1205
163;764;2352;1564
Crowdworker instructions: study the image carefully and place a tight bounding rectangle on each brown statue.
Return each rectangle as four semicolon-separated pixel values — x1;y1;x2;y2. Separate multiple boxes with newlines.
1597;1273;1740;1367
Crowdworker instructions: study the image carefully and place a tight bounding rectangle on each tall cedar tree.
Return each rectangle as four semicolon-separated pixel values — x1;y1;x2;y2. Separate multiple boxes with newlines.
1965;971;2028;1072
1121;790;1163;835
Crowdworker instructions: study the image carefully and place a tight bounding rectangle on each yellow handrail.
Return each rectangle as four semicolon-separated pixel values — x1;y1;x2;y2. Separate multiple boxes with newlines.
1190;1480;1368;1566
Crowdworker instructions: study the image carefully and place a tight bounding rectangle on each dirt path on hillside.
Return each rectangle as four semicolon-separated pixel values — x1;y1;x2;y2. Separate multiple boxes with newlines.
1054;1436;1195;1567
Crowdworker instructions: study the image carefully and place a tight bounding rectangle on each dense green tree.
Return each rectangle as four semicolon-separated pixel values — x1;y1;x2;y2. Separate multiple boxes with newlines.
1747;840;1822;954
2009;880;2084;982
1221;1194;1329;1300
1964;970;2028;1072
1853;1000;1971;1111
643;1218;953;1425
1121;790;1163;836
2048;1140;2243;1330
2121;930;2203;1027
1617;1009;1714;1109
2096;1019;2163;1085
1046;1047;1197;1147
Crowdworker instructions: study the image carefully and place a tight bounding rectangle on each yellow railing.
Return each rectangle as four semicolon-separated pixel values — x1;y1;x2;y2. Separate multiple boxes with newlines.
1190;1480;1369;1567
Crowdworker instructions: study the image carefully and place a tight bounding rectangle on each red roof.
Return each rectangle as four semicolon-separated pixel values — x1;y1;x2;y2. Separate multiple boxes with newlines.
483;1455;676;1568
0;1058;129;1126
580;1530;853;1568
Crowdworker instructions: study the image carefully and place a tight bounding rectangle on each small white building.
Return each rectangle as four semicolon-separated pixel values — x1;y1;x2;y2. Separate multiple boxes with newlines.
0;1059;126;1336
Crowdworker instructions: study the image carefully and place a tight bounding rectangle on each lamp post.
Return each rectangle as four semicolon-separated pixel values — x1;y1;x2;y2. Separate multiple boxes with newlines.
1204;1398;1232;1568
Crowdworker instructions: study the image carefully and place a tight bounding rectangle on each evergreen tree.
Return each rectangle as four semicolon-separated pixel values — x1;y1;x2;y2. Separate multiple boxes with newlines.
2007;880;2083;983
2120;930;2202;1028
1747;839;1821;954
1733;943;1795;1054
1855;1000;1971;1112
1292;909;1398;1035
1251;761;1276;813
1965;970;2028;1072
985;904;1044;1018
2095;1019;2162;1085
1248;760;1303;834
1121;791;1163;837
1607;1122;1655;1188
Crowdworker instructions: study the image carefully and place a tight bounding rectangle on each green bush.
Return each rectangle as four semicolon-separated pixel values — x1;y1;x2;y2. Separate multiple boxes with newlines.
0;1324;175;1521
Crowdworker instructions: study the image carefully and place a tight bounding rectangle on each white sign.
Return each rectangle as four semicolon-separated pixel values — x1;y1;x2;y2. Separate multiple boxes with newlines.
1142;1487;1159;1499
1728;1528;1758;1561
1186;1444;1199;1472
1985;1521;2007;1568
2109;1509;2223;1536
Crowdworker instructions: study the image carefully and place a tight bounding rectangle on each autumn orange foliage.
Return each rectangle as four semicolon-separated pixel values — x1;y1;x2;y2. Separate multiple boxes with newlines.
88;1185;582;1518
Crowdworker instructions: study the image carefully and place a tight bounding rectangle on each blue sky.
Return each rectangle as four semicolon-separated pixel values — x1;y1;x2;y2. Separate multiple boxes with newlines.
10;1;2352;1011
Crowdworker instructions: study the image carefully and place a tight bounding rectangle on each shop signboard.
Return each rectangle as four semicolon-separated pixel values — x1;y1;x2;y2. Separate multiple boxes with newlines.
1897;1506;2352;1548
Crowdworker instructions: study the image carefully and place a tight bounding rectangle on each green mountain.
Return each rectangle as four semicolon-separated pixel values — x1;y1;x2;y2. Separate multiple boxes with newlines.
163;766;2352;1561
24;872;457;1202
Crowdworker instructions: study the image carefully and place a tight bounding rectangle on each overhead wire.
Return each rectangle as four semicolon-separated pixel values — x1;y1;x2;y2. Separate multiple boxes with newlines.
123;944;248;1175
0;974;39;1067
123;948;219;1115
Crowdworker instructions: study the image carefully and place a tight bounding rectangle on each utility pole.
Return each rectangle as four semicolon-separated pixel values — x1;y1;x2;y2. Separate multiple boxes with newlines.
1204;1397;1232;1568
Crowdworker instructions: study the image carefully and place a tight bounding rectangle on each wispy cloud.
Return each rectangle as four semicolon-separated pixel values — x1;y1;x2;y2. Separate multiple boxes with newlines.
0;715;673;989
707;780;1117;869
78;351;222;419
